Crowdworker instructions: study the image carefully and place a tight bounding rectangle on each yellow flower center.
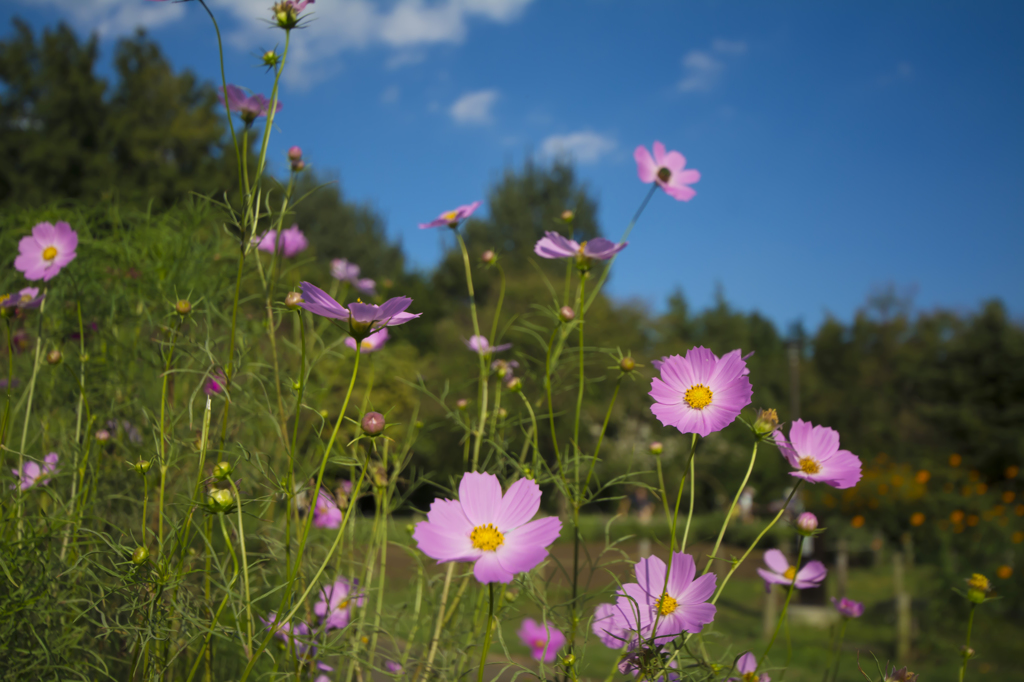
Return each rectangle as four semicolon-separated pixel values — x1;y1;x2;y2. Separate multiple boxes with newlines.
799;457;821;474
42;246;58;261
533;638;547;648
967;573;990;592
742;673;759;682
443;211;459;224
656;593;678;616
337;599;350;611
0;294;9;305
470;523;504;551
783;566;797;581
684;384;713;410
361;339;374;349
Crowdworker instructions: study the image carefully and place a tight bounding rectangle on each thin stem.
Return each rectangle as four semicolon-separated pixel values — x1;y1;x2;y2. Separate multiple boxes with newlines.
759;542;803;668
285;311;307;584
959;604;976;682
827;619;849;682
197;0;243;195
584;183;657;314
680;449;696;553
455;232;488;471
158;317;181;554
573;273;586;487
228;478;254;655
668;435;698;554
702;441;759;575
582;376;621;498
416;562;456;682
477;583;496;682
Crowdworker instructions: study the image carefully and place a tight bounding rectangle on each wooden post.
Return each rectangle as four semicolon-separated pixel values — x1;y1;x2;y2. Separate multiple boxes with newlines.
894;551;911;661
763;586;779;640
836;537;849;598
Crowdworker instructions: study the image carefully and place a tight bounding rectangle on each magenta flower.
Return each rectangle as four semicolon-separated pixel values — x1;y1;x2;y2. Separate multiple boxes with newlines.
617;552;717;642
773;420;863;489
757;549;827;590
258;225;308;258
634;141;700;201
219;84;282;126
465;335;512;355
298;282;420;339
412;472;562;584
345;328;389;353
419;201;481;229
517;618;566;662
533;231;627;268
312;490;343;529
1;287;45;312
15;222;78;282
313;577;363;630
262;613;311;655
12;452;58;491
330;258;376;295
831;596;864;619
384;661;403;674
203;370;226;396
649;347;753;438
728;652;770;682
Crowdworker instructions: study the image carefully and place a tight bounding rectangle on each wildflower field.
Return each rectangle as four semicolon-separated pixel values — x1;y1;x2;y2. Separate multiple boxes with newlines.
1;2;1023;681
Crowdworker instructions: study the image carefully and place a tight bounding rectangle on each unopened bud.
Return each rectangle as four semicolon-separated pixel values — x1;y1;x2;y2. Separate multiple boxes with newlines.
284;292;303;311
506;377;522;393
131;546;150;565
362;411;385;436
619;356;635;372
291;159;305;172
481;249;497;265
561;654;575;667
649;442;663;456
288;146;303;161
522;466;534;480
559;306;575;322
261;50;279;68
213;461;233;480
134;460;152;475
753;408;780;437
457;399;468;411
176;299;192;316
560;210;575;224
319;409;329;418
498;408;507;419
961;645;975;659
208;487;234;513
95;429;111;443
406;524;415;535
796;512;818;533
415;420;424;429
370;462;388;487
46;349;62;365
503;590;518;603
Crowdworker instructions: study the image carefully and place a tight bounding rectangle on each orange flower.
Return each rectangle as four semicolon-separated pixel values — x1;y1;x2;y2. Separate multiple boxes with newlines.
966;514;979;527
1008;465;1020;479
851;515;866;528
910;512;925;527
977;483;988;495
1012;531;1024;544
950;510;965;524
1003;491;1016;504
949;453;962;467
915;470;931;484
997;565;1013;580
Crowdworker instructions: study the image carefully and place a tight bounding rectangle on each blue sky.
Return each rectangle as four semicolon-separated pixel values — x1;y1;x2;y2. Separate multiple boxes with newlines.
5;0;1023;331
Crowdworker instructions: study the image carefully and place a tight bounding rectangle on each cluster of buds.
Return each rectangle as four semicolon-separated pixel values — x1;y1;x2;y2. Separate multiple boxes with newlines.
288;146;305;172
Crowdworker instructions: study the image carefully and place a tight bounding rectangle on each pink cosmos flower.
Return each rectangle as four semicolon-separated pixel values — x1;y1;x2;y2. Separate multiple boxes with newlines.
757;549;827;590
465;335;512;355
831;596;864;619
203;370;226;396
312;490;343;528
262;613;311;655
533;231;627;266
517;618;566;662
773;420;863;489
419;201;481;229
330;258;376;295
258;225;308;258
412;472;562;584
649;347;753;438
298;282;420;338
15;222;78;282
592;602;632;648
728;652;770;682
345;328;389;353
616;552;717;642
634;141;700;201
313;577;363;630
1;288;45;311
218;84;282;126
385;661;403;674
12;452;58;490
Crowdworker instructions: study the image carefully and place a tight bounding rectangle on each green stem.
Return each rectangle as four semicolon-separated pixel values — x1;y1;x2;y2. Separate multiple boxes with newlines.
959;604;976;682
582;376;621;499
285;311;307;585
702;441;758;575
827;619;849;682
15;302;46;535
197;0;243;196
668;435;698;554
455;232;488;471
477;583;496;682
158;318;181;554
416;562;456;682
759;542;803;668
680;449;696;553
228;478;254;655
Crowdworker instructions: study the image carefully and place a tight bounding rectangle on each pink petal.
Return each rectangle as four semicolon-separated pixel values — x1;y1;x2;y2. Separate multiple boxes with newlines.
675;169;701;185
496;516;561;575
652;141;667;166
634;555;668;599
659;149;686;173
494;477;541;531
763;549;790;574
412;521;478;562
664;184;697;202
667;552;696;597
473;552;515;584
678;572;716;606
634;145;658;183
459;472;503;526
426;497;474;534
683;346;719;385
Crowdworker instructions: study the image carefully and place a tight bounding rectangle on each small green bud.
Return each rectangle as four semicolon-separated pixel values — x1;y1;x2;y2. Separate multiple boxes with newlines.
649;442;663;456
134;460;152;475
213;461;232;481
619;356;636;372
753;408;780;437
176;299;192;316
522;466;534;480
503;590;518;603
131;546;150;565
415;420;425;429
481;249;497;265
46;349;62;365
292;381;301;391
208;487;234;513
559;306;575;322
561;654;575;667
261;50;280;68
506;377;522;393
406;524;416;535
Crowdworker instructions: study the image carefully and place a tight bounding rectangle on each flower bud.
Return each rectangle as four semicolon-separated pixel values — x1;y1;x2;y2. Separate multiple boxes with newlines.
796;512;818;533
966;573;991;603
481;249;497;265
406;524;415;535
961;646;975;659
559;306;575;322
498;408;508;419
213;461;233;480
619;356;635;372
503;590;518;603
415;420;424;429
362;411;385;436
506;377;522;393
522;466;534;480
288;146;303;162
131;546;150;565
208;487;234;513
261;50;280;68
649;442;663;456
457;399;469;411
561;654;576;667
95;429;111;443
753;408;779;437
272;1;299;29
176;299;192;316
46;349;62;365
285;291;303;310
319;409;329;418
134;460;152;475
560;210;575;224
291;159;305;172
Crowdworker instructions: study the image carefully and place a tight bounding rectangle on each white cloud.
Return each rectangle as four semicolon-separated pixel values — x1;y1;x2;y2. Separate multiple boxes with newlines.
539;131;616;164
449;89;499;125
22;0;185;35
381;86;400;104
677;50;724;92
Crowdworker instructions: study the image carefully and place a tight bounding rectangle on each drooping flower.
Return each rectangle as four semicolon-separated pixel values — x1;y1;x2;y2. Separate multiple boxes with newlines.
15;222;78;282
313;577;363;630
330;258;376;295
258;225;308;258
757;549;827;590
0;288;45;312
727;652;770;682
465;335;512;355
298;282;420;340
831;596;864;619
312;490;343;528
634;141;700;201
491;358;519;379
412;472;562;584
517;618;566;662
12;452;58;491
773;420;863;489
345;328;389;353
616;552;717;642
218;84;282;126
533;231;627;269
418;201;481;229
649;347;753;438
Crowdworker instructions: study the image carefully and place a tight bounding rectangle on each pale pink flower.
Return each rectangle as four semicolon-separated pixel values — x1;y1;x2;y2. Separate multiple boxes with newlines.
419;202;481;229
634;141;700;201
12;452;58;490
258;225;308;258
15;222;78;281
